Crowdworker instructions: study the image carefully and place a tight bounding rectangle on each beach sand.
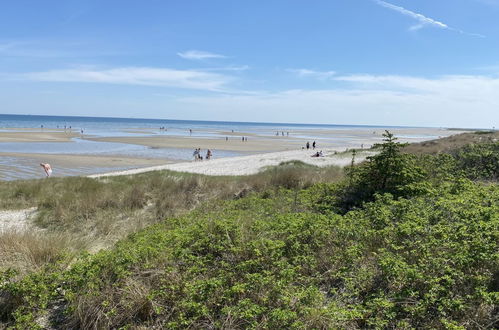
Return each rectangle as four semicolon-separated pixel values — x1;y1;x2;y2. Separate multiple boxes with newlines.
0;130;79;143
90;148;374;178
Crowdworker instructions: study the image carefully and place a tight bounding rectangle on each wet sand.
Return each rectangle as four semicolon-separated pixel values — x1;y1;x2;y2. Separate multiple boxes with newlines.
86;127;462;153
0;152;169;180
0;130;79;143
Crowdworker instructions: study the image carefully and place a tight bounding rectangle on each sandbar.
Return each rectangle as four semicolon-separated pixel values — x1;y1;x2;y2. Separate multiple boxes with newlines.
0;131;79;143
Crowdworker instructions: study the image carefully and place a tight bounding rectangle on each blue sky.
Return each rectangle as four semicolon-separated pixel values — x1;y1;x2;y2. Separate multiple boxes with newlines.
1;0;498;128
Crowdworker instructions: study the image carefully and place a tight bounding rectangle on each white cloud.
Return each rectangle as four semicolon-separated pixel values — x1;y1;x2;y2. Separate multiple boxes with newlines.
287;69;336;80
173;74;499;128
17;67;232;91
177;50;227;60
374;0;484;37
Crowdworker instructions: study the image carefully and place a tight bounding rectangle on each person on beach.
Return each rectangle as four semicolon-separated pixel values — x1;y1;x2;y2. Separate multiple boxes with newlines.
206;149;212;160
40;163;52;177
306;141;310;150
193;148;199;161
312;141;316;149
311;150;324;158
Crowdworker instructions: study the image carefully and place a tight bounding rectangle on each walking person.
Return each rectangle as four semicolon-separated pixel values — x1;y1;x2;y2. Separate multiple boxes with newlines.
312;141;316;149
306;141;310;150
40;163;52;177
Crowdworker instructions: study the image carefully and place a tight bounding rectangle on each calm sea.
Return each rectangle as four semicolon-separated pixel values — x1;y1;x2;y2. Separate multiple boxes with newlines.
0;114;404;135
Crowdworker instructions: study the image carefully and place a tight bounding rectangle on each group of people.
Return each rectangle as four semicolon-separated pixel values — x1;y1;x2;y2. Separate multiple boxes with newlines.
304;141;323;157
276;131;289;136
305;141;317;150
193;148;212;161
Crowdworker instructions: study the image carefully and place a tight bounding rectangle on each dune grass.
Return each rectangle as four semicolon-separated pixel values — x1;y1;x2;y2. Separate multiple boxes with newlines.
0;162;344;276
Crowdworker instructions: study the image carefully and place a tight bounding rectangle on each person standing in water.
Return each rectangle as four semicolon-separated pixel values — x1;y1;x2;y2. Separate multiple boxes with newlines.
40;163;52;177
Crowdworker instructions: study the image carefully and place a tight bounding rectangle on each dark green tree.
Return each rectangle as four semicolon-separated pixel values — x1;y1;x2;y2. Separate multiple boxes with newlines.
339;131;427;211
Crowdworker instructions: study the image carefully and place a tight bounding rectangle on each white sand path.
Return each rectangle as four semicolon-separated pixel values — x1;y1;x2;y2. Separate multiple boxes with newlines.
0;207;37;232
89;148;374;178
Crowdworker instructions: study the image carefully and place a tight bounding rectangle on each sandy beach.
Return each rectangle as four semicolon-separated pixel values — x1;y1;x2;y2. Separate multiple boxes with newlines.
85;127;462;153
0;125;466;180
90;148;374;178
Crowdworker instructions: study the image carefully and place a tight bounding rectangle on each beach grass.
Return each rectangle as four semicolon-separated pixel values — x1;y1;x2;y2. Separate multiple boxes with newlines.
0;162;345;275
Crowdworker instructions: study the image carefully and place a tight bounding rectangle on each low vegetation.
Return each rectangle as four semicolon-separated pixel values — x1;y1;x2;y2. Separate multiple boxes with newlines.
1;131;498;329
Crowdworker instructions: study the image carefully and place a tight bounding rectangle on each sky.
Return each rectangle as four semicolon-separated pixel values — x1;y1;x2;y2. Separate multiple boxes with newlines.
1;0;499;128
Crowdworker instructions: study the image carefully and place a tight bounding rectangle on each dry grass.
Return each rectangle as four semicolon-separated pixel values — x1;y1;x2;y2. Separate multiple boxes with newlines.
403;131;499;155
0;162;345;276
0;229;89;274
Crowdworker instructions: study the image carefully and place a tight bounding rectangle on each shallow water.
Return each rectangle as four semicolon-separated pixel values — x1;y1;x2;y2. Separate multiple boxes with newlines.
0;156;133;181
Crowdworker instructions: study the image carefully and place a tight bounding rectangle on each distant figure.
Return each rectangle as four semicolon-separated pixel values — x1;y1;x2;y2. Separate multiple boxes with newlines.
225;136;228;141
312;141;316;149
287;132;289;136
361;144;364;149
242;136;244;142
189;129;192;136
193;148;200;161
306;141;310;150
41;125;44;130
40;163;52;177
81;129;84;134
281;131;284;136
206;149;212;160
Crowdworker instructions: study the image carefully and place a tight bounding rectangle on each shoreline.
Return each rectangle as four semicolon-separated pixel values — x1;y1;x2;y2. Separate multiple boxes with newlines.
0;127;466;180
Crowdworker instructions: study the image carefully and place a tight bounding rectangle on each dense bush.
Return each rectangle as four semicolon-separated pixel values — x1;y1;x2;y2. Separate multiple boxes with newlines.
451;142;499;181
1;134;498;329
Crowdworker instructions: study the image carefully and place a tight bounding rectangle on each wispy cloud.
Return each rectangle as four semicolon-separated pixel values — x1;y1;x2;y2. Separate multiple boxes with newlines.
14;67;232;91
374;0;485;37
287;69;336;80
177;50;227;60
0;39;122;58
203;65;250;72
